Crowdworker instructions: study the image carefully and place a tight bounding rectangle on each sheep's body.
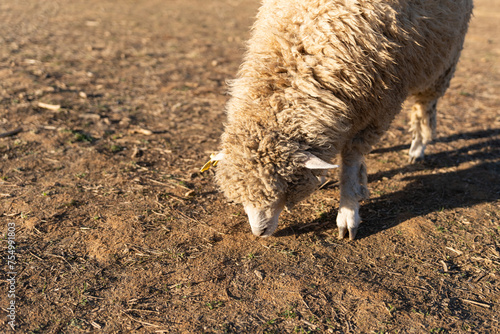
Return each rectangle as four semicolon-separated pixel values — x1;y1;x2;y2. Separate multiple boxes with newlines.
215;0;473;239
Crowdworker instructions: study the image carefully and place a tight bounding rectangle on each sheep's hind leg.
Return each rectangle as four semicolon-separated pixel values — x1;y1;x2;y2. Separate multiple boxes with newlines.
337;150;369;240
408;99;437;163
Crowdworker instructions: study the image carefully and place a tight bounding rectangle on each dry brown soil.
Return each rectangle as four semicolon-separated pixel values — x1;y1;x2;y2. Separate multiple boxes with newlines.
1;0;499;333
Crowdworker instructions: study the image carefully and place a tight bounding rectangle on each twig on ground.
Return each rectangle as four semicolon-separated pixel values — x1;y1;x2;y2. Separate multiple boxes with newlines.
445;247;463;255
148;178;174;187
461;299;491;308
174;209;227;235
38;102;61;111
301;319;318;330
129;128;153;135
167;279;211;289
28;251;44;261
120;310;161;327
86;295;104;300
298;222;320;230
440;260;449;272
149;178;191;190
0;127;23;138
46;253;73;268
125;308;160;314
152;210;167;216
90;321;102;329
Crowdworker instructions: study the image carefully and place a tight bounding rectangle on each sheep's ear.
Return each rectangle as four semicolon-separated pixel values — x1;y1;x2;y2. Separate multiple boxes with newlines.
303;152;338;169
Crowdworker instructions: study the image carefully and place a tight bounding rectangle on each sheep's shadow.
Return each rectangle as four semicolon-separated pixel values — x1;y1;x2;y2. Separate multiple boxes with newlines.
370;128;498;155
275;128;500;239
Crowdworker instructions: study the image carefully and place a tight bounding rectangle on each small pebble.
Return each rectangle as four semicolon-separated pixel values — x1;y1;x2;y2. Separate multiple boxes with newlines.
254;270;264;280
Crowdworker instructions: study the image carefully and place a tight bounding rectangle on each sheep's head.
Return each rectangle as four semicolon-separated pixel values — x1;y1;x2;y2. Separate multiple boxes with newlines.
207;128;337;237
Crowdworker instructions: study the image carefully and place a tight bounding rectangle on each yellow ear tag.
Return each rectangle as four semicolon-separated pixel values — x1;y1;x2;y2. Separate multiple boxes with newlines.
200;153;220;173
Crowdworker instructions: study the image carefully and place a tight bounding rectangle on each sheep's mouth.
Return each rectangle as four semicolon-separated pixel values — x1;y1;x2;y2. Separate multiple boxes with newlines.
253;226;274;237
244;198;285;237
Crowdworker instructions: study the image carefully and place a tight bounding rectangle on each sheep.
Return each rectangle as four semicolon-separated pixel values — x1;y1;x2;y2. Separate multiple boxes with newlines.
205;0;473;240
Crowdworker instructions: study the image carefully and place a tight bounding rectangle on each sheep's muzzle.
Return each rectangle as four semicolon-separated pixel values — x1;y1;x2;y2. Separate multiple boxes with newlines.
244;198;285;237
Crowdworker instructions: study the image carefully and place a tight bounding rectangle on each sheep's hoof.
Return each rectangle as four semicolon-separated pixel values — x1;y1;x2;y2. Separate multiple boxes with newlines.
337;226;357;240
408;155;425;164
408;141;426;163
348;227;357;241
338;226;347;240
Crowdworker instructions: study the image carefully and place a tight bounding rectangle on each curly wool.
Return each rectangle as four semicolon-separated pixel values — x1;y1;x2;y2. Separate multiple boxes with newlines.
216;0;473;208
216;122;312;207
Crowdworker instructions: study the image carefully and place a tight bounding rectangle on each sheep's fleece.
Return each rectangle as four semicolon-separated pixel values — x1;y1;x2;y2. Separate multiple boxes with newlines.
212;0;473;239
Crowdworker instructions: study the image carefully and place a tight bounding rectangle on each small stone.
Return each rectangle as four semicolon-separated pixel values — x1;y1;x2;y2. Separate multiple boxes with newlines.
254;270;264;280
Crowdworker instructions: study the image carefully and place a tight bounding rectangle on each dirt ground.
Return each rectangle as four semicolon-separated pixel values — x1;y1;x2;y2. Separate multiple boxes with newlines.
0;0;499;333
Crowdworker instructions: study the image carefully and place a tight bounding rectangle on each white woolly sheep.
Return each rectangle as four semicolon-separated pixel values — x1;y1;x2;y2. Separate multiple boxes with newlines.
206;0;473;240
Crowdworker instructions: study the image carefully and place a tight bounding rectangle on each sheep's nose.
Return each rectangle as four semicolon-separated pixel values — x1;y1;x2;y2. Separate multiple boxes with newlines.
245;200;284;237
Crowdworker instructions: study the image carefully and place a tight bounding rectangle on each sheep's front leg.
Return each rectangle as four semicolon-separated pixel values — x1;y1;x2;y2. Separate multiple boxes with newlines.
337;150;369;240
